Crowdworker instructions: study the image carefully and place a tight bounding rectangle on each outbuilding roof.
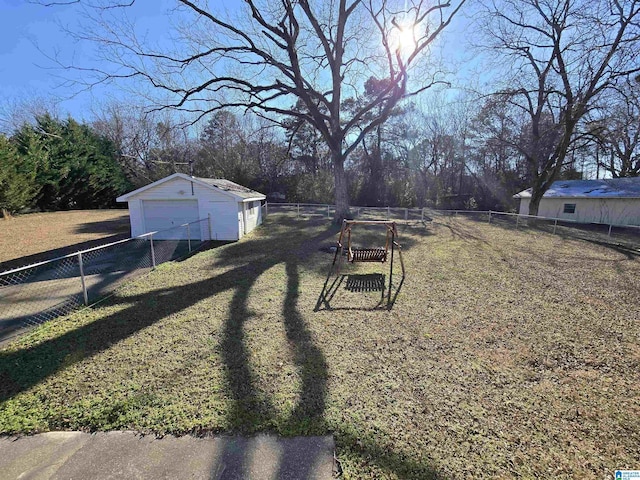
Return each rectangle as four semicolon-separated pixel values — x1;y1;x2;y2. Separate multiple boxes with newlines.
514;178;640;199
116;173;265;202
194;177;264;200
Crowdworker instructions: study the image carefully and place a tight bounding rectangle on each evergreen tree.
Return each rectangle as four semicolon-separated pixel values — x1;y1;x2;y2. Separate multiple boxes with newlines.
0;134;39;217
12;115;130;210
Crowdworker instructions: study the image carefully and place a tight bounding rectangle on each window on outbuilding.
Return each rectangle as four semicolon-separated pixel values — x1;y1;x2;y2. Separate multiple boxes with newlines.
563;203;576;214
248;201;257;217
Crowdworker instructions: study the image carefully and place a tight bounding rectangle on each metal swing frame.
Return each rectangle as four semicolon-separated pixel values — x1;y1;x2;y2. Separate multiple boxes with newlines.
329;220;405;304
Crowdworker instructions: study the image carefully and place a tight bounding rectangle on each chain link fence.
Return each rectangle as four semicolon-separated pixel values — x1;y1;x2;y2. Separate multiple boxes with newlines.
266;203;433;222
265;202;640;249
0;218;210;343
485;211;640;251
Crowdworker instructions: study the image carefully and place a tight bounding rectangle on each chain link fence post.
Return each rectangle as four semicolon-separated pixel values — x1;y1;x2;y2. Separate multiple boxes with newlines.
77;252;88;305
0;217;218;341
208;213;213;241
150;233;156;269
553;219;558;234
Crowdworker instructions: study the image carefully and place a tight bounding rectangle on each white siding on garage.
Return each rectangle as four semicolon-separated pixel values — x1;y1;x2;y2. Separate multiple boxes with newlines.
238;203;245;239
518;197;640;225
244;201;262;233
208;200;240;240
518;198;530;217
128;199;145;237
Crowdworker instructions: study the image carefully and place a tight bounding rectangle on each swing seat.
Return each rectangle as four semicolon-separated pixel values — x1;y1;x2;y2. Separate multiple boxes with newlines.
349;247;387;263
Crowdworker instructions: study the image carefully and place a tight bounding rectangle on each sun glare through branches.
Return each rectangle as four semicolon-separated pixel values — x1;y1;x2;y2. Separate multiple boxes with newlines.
390;21;418;57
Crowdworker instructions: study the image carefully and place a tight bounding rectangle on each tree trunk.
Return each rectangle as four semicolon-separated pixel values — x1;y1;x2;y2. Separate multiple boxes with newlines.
1;208;12;219
332;153;350;223
527;189;543;217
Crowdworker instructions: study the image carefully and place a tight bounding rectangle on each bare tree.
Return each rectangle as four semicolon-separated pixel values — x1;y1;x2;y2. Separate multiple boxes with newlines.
586;78;640;177
92;102;196;186
46;0;466;220
0;95;62;135
478;0;640;215
403;93;472;207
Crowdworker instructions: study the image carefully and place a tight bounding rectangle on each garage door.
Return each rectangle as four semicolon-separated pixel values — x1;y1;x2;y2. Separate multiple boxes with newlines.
142;200;201;240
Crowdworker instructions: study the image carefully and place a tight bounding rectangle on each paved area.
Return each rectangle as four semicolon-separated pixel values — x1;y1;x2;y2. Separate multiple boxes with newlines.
0;239;193;345
0;432;335;480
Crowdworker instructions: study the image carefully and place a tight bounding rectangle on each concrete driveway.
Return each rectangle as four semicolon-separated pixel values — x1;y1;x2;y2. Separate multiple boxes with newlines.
0;240;159;344
0;432;335;479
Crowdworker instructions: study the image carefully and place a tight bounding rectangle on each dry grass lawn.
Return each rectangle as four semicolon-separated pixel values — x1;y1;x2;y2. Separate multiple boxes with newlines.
1;215;639;478
0;210;130;265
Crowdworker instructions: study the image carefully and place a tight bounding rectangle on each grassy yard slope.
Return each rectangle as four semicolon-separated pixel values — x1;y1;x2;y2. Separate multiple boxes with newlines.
1;216;638;479
0;210;129;265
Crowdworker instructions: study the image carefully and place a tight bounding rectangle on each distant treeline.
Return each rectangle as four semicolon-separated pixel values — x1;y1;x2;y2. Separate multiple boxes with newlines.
1;91;636;218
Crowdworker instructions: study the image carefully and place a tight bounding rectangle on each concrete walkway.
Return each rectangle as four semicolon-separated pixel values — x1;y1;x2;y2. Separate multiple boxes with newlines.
0;432;335;480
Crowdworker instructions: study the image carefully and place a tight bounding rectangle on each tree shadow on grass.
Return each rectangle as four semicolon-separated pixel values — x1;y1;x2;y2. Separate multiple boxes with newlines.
215;219;336;431
0;219;327;394
1;216;443;479
214;254;330;480
0;240;219;346
466;214;640;259
335;428;443;480
0;263;254;403
73;216;130;236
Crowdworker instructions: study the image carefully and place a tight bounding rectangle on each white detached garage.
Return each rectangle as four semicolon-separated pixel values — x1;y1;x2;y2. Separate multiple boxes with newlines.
116;173;266;241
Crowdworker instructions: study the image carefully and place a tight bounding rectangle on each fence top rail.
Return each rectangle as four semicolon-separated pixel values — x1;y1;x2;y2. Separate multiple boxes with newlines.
265;201;640;229
488;210;640;229
432;209;489;214
0;217;208;277
269;203;332;207
268;203;489;214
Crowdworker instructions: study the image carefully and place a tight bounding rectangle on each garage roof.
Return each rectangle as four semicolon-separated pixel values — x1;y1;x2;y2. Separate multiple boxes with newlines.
194;178;265;200
514;178;640;199
116;173;266;202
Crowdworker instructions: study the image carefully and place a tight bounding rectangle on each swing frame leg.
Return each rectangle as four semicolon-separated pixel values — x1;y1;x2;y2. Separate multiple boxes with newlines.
388;228;394;306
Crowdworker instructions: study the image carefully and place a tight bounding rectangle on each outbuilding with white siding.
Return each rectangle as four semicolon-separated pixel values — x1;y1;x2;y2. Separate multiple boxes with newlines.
116;173;266;241
514;178;640;226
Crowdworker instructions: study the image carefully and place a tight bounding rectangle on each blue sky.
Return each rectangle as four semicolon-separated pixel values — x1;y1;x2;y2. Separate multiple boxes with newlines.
0;0;477;126
0;0;172;122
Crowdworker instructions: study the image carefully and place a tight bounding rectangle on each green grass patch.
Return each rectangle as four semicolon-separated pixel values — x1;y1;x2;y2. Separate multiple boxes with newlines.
1;215;639;478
